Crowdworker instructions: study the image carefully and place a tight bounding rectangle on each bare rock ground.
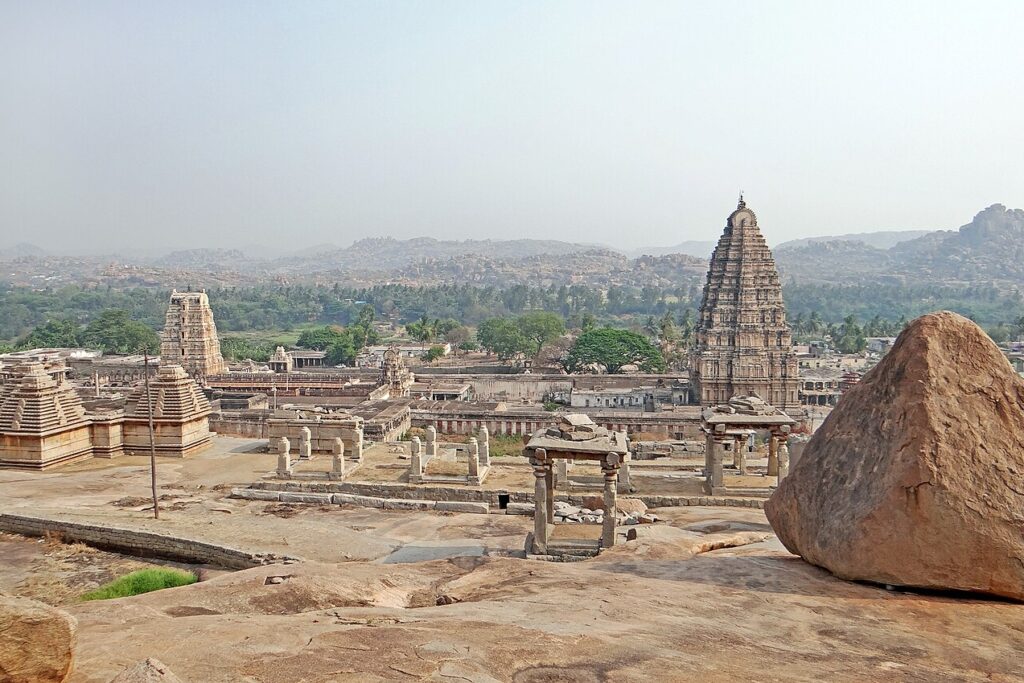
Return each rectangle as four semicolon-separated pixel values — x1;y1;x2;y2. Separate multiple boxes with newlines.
1;436;1023;681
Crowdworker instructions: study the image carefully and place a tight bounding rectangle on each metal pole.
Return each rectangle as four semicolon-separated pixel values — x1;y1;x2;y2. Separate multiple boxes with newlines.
143;350;159;519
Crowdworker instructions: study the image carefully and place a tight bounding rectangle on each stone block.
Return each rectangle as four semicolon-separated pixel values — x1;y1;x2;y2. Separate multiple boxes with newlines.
383;498;435;511
333;494;385;508
435;501;490;514
279;492;332;505
232;489;281;502
506;502;534;515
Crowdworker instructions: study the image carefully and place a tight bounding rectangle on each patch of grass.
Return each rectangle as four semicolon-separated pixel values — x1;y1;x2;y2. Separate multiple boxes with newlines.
490;434;526;458
80;568;197;601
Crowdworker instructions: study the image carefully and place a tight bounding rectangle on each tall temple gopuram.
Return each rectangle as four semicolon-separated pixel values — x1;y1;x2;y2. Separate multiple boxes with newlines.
689;197;799;408
160;289;227;383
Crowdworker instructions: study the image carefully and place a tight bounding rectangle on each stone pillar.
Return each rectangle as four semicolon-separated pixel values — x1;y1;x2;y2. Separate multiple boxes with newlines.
545;462;555;524
478;426;490;466
331;438;345;478
777;442;790;482
409;436;423;481
531;450;549;554
704;432;724;495
617;455;631;491
276;437;292;477
468;437;480;479
767;435;779;477
352;429;364;462
555;458;569;489
298;426;312;460
602;453;620;548
733;437;746;475
425;426;437;457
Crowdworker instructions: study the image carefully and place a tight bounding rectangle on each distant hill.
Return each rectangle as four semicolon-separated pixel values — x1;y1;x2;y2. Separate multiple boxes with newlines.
774;230;934;252
776;205;1024;285
0;242;48;260
278;236;619;272
155;248;250;270
624;240;716;259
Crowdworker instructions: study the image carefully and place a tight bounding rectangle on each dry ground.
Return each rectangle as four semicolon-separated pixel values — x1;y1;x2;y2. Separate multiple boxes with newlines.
1;436;1021;682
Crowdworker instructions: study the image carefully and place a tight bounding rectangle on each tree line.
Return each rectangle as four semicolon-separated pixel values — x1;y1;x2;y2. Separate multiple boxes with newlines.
4;280;1024;357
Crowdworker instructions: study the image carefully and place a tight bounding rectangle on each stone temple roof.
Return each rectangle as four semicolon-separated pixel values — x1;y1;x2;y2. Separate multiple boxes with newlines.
524;413;629;457
0;363;89;434
702;395;797;427
124;364;212;421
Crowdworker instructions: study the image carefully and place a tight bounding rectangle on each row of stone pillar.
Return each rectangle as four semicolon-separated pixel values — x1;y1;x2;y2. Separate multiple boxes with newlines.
703;431;790;495
423;425;490;467
276;435;350;479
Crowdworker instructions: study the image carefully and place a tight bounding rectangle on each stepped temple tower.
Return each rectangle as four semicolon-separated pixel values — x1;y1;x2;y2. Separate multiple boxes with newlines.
0;364;92;469
160;289;227;382
123;364;213;457
689;197;799;408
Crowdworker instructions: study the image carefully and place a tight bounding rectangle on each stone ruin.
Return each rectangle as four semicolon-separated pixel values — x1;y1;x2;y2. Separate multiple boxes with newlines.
701;395;795;496
523;414;630;557
408;425;489;485
274;423;362;481
766;311;1024;601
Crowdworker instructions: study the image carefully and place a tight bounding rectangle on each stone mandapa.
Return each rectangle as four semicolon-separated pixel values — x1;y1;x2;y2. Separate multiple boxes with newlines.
766;311;1024;601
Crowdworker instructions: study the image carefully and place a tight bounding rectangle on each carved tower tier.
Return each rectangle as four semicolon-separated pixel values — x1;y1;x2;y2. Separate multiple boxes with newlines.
689;198;799;408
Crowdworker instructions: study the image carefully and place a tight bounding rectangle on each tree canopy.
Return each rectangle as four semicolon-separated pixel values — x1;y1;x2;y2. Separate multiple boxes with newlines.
563;327;666;374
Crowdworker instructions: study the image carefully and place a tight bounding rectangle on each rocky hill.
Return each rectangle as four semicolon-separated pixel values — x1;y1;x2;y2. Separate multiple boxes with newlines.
775;229;933;251
776;204;1024;285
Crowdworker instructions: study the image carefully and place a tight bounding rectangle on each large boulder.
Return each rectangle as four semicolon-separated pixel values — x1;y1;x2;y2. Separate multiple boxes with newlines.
766;311;1024;600
0;593;77;682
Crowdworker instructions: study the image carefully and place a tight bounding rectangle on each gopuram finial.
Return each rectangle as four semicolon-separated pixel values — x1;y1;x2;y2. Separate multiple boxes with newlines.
737;191;745;209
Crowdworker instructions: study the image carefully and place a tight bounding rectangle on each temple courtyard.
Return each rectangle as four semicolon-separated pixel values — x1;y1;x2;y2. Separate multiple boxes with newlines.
0;434;1021;682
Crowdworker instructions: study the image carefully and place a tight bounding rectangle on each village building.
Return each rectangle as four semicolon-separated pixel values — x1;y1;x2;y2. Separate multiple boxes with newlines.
689;198;800;408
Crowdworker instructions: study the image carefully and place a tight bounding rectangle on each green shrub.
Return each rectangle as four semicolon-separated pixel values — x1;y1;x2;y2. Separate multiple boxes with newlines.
81;568;197;601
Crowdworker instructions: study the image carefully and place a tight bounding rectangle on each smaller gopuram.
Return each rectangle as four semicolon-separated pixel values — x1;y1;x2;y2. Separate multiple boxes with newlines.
122;364;213;457
160;289;227;383
523;414;629;557
381;346;414;398
0;364;93;469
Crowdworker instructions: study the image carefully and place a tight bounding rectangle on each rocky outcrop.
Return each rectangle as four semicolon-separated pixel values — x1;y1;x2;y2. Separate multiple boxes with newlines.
0;593;77;682
109;658;183;683
766;311;1024;600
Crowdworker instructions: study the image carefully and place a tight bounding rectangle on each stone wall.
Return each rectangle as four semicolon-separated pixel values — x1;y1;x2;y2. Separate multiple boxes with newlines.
0;514;292;568
241;480;766;509
210;411;269;439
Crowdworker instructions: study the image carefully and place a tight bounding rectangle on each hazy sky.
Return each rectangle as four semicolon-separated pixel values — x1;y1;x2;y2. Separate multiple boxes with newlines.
2;1;1023;253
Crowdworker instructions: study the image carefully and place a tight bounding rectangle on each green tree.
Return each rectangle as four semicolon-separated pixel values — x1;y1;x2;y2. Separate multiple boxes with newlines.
423;345;446;363
220;336;274;362
296;325;347;350
18;318;81;349
564;327;667;374
325;333;357;365
79;310;160;353
517;311;565;356
476;317;529;362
